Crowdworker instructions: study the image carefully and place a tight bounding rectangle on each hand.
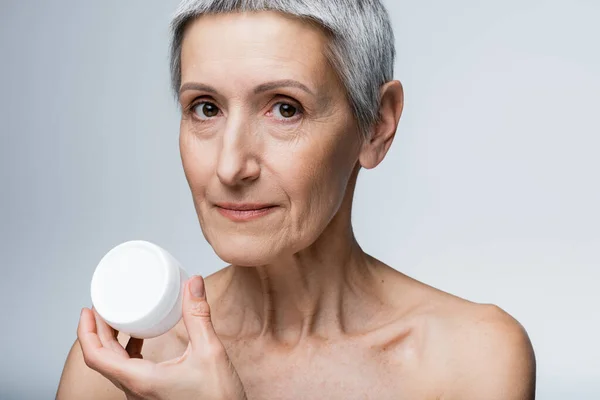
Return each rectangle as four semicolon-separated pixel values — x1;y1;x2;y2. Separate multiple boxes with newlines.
78;275;247;400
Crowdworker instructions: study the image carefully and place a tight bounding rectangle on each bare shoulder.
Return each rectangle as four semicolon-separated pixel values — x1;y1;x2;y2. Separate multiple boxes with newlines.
397;277;536;400
56;335;125;400
56;325;186;399
446;302;536;399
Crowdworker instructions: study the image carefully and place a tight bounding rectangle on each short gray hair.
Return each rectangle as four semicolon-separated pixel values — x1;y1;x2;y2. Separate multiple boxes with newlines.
169;0;396;139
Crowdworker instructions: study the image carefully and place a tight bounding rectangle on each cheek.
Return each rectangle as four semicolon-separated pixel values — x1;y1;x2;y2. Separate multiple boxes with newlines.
179;131;215;199
274;137;355;234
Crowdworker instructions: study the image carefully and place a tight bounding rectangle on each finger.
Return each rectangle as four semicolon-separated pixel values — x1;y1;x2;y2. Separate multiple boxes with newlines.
125;337;144;359
92;308;129;357
78;308;153;384
91;305;120;339
182;275;221;352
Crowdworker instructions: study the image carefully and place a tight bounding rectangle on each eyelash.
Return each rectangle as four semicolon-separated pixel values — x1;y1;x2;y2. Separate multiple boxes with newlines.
186;98;304;124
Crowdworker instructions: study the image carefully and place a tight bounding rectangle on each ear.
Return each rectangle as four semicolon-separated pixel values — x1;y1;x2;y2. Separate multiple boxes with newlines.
359;80;404;169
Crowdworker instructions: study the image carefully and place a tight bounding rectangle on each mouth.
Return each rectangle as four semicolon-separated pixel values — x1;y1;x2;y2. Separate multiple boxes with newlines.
214;203;278;222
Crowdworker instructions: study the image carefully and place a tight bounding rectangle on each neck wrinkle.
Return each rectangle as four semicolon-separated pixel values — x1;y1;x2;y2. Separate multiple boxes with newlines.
228;228;373;347
216;164;385;347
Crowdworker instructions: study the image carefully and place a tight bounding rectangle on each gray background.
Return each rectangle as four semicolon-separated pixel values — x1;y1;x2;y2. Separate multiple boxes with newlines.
1;0;598;398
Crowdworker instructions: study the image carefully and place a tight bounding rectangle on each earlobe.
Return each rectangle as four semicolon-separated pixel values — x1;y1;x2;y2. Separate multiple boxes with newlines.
358;80;404;170
358;140;380;170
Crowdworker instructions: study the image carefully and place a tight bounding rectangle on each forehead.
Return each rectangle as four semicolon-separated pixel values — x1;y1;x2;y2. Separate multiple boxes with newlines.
180;11;336;91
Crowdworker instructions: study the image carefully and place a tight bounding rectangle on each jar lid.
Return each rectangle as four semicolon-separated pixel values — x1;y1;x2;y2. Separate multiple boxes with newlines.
91;240;181;333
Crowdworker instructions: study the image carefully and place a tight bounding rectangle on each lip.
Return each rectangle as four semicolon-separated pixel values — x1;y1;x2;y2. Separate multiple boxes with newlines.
214;203;278;222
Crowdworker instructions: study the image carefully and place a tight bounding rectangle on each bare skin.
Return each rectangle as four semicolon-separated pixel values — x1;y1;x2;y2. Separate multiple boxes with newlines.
172;261;534;400
57;10;535;400
58;264;535;399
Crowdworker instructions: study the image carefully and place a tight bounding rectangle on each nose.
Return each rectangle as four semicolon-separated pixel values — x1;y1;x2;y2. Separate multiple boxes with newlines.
216;119;261;187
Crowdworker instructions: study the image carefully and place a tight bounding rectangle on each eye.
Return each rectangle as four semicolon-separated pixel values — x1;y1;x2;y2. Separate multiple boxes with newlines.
272;102;300;119
192;102;220;120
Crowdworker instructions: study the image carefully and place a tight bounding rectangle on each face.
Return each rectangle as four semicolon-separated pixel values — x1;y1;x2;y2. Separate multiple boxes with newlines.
178;11;362;266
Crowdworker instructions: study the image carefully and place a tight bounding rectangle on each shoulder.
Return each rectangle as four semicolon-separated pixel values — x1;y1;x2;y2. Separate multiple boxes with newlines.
430;301;536;400
56;337;126;399
381;271;535;399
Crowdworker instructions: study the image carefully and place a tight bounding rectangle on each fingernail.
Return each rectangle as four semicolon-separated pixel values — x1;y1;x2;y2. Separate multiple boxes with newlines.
189;275;205;298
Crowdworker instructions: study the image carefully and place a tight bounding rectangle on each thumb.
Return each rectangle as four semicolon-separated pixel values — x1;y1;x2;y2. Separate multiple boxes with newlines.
182;275;219;351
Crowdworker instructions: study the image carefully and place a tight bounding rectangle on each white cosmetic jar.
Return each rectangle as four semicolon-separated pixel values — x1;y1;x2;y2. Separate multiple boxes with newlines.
90;240;189;339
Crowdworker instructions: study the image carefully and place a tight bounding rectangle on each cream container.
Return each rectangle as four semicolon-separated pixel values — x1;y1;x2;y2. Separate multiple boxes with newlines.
90;240;189;339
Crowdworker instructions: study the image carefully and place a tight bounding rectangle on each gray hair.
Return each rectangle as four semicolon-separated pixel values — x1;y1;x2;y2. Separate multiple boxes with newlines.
169;0;396;139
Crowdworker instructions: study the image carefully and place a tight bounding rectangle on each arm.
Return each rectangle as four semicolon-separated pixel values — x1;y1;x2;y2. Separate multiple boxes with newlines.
446;305;536;400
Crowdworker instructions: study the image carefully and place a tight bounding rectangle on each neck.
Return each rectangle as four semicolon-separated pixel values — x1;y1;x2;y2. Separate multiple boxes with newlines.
213;170;393;347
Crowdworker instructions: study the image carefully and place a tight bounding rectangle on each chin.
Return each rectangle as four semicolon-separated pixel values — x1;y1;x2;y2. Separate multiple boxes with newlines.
210;234;284;266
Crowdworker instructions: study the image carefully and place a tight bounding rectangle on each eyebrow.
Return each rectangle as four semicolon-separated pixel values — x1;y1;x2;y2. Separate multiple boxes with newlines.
178;79;315;98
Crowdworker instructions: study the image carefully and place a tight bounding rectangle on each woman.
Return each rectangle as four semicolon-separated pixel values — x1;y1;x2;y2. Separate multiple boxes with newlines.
57;1;536;399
